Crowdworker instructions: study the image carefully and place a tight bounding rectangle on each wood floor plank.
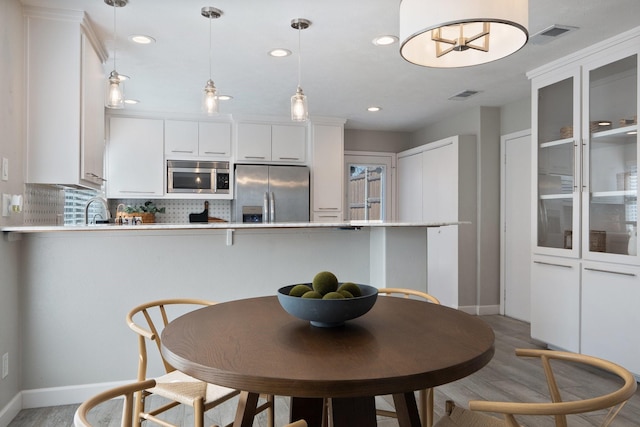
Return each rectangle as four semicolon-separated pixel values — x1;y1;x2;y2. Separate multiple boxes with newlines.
8;315;640;426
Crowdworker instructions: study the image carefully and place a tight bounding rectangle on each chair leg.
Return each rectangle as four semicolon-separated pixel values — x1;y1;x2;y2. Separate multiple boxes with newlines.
267;394;275;427
194;397;204;427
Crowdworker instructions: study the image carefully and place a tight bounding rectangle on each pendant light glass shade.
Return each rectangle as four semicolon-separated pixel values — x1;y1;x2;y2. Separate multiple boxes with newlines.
399;0;528;68
291;86;308;122
201;7;222;115
106;70;124;109
104;0;127;108
291;18;310;122
203;79;219;115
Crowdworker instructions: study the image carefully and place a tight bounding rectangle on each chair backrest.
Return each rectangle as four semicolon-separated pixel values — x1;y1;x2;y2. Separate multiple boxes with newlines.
74;380;157;427
377;287;441;305
125;298;214;379
468;348;638;427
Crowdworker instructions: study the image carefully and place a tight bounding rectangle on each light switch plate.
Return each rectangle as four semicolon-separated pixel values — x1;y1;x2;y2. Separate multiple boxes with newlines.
2;194;11;217
1;158;8;181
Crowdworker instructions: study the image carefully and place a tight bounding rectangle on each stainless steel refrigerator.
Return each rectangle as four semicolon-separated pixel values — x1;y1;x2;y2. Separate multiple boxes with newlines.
234;164;310;223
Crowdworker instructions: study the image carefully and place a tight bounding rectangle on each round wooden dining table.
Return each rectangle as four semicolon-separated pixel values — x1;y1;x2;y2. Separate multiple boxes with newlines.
161;295;495;427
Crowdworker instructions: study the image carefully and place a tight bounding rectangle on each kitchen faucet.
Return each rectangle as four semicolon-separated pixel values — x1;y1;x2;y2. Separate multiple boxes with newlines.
84;196;111;225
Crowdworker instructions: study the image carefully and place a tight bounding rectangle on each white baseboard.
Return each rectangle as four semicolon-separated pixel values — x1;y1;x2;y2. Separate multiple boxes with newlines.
21;379;132;409
0;393;22;427
457;305;501;315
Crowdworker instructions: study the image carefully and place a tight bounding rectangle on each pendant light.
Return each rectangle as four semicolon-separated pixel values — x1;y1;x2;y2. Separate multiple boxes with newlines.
291;18;310;122
399;0;528;68
201;7;222;116
104;0;128;109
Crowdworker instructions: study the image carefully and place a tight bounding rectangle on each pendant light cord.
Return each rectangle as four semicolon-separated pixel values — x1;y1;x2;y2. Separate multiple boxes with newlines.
208;14;212;79
112;2;117;70
297;25;302;87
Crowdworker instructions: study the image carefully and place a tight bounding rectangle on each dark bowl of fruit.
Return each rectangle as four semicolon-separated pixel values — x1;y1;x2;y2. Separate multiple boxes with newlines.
277;271;378;327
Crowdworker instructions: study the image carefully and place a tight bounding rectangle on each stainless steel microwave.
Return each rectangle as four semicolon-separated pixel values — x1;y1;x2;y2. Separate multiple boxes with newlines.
167;160;230;194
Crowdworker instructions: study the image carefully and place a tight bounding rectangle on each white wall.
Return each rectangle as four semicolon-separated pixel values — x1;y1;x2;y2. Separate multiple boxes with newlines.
0;0;25;419
344;129;412;152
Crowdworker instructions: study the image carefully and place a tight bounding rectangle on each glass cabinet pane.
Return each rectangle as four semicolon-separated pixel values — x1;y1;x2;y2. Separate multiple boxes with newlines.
587;54;638;256
536;76;576;249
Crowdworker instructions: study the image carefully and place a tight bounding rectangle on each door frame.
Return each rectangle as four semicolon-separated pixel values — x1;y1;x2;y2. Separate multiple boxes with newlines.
500;129;532;317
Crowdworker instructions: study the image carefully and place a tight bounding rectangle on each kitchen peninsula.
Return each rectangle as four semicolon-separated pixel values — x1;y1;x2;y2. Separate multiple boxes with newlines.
2;220;465;409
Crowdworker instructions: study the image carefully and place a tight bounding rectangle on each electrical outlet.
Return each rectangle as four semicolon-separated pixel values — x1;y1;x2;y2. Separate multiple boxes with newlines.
2;353;7;379
1;157;8;181
2;194;11;217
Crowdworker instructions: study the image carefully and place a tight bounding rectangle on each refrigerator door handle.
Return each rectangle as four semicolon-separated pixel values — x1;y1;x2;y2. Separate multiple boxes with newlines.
269;192;276;223
263;192;269;223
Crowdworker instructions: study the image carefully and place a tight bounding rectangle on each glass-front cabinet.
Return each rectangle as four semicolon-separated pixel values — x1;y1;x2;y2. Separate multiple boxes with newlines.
583;51;639;262
532;69;581;258
532;46;639;263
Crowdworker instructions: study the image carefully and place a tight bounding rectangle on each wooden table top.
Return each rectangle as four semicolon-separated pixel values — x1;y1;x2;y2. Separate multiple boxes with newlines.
161;295;495;398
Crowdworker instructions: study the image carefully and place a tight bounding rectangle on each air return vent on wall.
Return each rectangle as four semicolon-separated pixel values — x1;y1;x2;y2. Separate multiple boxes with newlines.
448;90;481;101
529;24;579;45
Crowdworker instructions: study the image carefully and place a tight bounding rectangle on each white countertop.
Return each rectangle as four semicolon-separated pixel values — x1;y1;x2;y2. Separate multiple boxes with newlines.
1;220;466;233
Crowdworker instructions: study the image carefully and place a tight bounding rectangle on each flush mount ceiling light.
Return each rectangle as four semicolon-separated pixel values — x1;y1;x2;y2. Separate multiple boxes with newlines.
217;94;233;101
201;6;222;116
399;0;528;68
104;0;128;109
291;18;310;122
367;106;382;112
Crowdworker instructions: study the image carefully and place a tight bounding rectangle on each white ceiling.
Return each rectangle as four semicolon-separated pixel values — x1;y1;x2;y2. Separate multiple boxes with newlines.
19;0;640;132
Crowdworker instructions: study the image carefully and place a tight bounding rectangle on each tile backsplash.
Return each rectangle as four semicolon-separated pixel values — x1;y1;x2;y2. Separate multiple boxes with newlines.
110;199;231;223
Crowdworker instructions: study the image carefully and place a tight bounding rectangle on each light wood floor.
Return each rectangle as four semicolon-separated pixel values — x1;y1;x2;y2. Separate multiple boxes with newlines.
8;315;640;426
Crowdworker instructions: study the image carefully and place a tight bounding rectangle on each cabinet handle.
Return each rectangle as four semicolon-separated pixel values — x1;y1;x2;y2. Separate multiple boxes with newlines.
533;261;573;268
119;190;154;194
317;207;339;211
584;267;636;277
204;151;226;155
278;157;300;161
171;150;194;153
85;173;106;182
244;156;266;159
318;215;339;218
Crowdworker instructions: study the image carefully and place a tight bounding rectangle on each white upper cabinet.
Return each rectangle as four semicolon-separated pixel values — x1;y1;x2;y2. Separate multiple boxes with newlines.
311;123;344;222
24;8;107;189
236;123;306;163
107;117;164;198
529;33;639;264
165;120;231;158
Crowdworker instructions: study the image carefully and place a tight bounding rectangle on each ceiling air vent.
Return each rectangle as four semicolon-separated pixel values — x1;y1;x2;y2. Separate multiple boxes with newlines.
448;90;481;101
529;25;579;45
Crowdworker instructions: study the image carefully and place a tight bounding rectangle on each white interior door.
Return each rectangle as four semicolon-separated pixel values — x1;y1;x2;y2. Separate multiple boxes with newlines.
501;130;532;322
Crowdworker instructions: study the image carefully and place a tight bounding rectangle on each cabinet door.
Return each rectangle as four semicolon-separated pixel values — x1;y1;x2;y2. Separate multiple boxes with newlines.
582;50;639;263
80;33;105;187
107;117;164;197
165;120;198;156
272;125;306;163
428;226;458;308
397;152;423;221
237;123;271;161
199;122;231;157
422;140;457;221
312;124;344;218
532;70;581;258
582;262;640;375
530;256;581;352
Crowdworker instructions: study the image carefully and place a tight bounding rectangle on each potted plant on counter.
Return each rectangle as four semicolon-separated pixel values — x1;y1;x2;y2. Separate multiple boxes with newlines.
116;201;165;224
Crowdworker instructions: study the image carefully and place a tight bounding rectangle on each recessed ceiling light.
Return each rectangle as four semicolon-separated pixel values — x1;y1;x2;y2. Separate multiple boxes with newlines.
372;35;398;46
367;106;382;112
217;95;233;101
269;48;292;57
124;99;139;104
129;34;155;44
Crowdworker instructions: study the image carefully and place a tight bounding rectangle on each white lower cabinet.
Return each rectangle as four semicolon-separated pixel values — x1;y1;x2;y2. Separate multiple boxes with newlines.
107;117;165;198
530;256;581;353
581;262;640;375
